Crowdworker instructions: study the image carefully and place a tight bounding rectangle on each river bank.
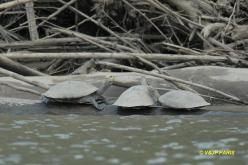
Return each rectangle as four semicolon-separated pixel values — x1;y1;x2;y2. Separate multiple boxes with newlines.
0;1;248;107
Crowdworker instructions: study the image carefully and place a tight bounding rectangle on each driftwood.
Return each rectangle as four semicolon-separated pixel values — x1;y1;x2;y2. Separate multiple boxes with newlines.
0;82;41;96
125;50;194;92
0;55;46;76
0;0;248;108
0;67;49;90
96;61;242;103
25;1;39;40
1;66;248;103
2;52;241;63
1;0;247;56
0;0;33;10
231;25;248;41
72;59;95;75
52;27;136;52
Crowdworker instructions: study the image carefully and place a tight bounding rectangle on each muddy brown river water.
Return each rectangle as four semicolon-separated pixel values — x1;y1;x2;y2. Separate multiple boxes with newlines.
0;111;248;165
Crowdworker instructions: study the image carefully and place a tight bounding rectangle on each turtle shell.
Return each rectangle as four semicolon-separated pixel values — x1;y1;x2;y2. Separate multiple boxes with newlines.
114;85;155;108
43;81;98;99
158;90;210;109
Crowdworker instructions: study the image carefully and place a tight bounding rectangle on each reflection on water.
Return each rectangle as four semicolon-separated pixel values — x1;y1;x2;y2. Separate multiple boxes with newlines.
0;115;247;165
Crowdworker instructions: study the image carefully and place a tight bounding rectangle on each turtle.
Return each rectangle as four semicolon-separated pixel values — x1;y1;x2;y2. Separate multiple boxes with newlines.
158;90;210;109
42;80;112;110
113;85;156;109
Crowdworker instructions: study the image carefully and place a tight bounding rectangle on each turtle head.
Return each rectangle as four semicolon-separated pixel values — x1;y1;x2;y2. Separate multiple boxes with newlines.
141;77;160;102
97;77;114;95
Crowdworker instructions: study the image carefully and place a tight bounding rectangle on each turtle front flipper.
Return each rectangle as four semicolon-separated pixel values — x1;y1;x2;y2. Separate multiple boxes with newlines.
42;96;50;104
89;97;105;111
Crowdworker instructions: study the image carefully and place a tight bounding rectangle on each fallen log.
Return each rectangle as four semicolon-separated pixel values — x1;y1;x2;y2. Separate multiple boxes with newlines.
2;52;240;63
0;82;41;96
0;55;46;76
0;67;49;90
97;61;242;103
1;66;248;103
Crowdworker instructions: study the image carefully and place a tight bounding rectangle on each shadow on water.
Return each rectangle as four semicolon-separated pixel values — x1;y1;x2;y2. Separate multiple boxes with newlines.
107;107;206;116
2;101;248;116
1;96;248;116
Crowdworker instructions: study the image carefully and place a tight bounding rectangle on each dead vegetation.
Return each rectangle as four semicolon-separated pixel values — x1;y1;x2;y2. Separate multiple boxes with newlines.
0;0;248;104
